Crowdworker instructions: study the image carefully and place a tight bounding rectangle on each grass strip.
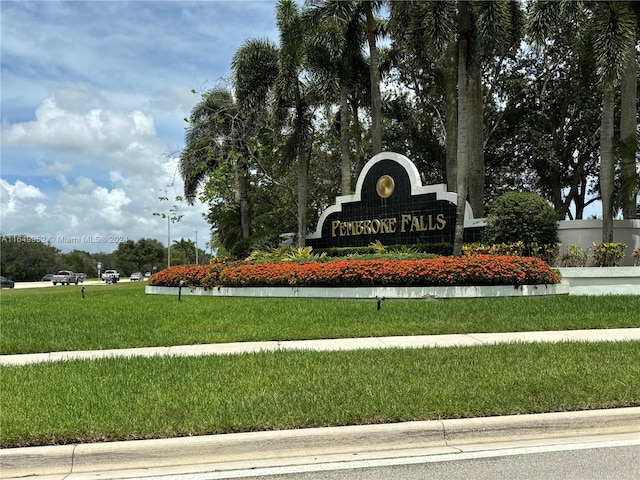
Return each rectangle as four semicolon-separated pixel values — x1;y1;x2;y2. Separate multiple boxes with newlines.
1;341;639;448
1;283;639;354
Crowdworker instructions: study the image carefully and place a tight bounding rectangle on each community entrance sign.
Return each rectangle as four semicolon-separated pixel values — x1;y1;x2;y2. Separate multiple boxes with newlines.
306;152;485;249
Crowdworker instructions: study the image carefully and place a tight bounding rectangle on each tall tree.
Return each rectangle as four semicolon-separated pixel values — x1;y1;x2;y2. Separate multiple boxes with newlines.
485;39;602;219
231;38;281;240
306;0;368;195
619;2;639;219
466;0;524;217
389;0;458;189
180;38;280;254
591;0;636;239
389;1;522;252
388;0;469;253
529;0;637;241
275;0;315;247
453;1;472;256
180;87;252;239
363;0;384;155
306;0;385;190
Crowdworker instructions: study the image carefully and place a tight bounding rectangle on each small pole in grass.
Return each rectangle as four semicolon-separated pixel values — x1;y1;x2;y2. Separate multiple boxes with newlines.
81;286;85;299
376;296;385;310
178;280;184;302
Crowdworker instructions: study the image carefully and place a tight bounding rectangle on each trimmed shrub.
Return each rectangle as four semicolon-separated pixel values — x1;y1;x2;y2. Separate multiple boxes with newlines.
483;192;559;248
591;242;626;267
316;242;453;258
149;255;559;289
558;243;590;267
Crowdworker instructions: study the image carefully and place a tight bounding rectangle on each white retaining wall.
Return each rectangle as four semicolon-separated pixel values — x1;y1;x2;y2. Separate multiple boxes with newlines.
558;219;640;266
145;284;569;299
557;267;640;296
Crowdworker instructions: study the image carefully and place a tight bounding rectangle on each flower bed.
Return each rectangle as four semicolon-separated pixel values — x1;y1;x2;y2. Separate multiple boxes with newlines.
149;255;559;289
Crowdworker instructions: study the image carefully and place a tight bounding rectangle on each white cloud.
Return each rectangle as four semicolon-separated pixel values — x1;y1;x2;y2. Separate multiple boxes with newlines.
2;93;163;168
0;1;278;254
49;83;102;113
35;160;73;176
66;176;97;194
0;179;48;227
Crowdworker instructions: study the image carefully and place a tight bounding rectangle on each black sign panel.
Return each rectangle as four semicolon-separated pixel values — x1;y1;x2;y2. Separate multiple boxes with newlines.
307;152;484;249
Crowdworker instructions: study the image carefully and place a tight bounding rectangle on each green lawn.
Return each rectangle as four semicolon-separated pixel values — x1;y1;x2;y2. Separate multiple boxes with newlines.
2;341;639;448
1;282;639;355
2;283;639;448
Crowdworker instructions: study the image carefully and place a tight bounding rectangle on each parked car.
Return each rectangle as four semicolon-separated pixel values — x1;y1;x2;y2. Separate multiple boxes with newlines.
0;276;15;288
101;269;120;282
130;272;143;281
42;273;53;282
76;273;86;282
52;270;79;285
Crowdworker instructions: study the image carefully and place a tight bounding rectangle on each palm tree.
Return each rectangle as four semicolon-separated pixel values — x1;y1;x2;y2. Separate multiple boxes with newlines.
591;1;636;239
306;0;366;195
363;1;384;155
275;0;315;247
388;1;457;189
180;38;280;249
466;0;524;217
307;0;385;158
232;38;280;239
180;88;235;203
452;1;472;256
529;0;637;241
180;87;254;242
619;2;639;219
389;1;522;254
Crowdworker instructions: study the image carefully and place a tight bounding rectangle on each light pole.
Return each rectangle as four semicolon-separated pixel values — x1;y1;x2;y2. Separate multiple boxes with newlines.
194;229;198;265
153;194;183;269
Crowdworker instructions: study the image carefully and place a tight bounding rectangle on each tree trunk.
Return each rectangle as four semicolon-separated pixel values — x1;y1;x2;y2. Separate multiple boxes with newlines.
445;41;458;192
340;83;351;195
351;101;365;176
453;34;469;256
468;65;484;217
234;161;251;239
364;1;382;155
297;148;309;248
600;87;615;243
620;34;638;219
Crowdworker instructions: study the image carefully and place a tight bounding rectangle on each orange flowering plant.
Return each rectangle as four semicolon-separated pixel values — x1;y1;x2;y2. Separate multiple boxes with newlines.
149;255;559;289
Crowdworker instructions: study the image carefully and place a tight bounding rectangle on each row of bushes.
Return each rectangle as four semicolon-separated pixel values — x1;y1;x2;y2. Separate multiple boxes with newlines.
556;242;637;267
250;241;636;268
463;241;639;267
149;255;559;289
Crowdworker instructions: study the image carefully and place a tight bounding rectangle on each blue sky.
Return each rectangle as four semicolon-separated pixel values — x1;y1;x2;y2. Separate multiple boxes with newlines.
1;0;279;253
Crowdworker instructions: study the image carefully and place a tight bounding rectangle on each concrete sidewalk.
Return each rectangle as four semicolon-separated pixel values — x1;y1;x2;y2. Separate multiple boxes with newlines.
2;328;640;366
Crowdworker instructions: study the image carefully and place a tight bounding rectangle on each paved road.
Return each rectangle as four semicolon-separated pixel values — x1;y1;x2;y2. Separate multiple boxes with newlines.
209;439;640;480
12;279;136;289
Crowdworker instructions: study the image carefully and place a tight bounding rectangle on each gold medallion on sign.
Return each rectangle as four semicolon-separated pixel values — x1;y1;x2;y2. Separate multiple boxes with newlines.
376;175;395;198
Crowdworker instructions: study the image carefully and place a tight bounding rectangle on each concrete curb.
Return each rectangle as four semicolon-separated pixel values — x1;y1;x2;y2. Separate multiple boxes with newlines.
2;407;639;479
